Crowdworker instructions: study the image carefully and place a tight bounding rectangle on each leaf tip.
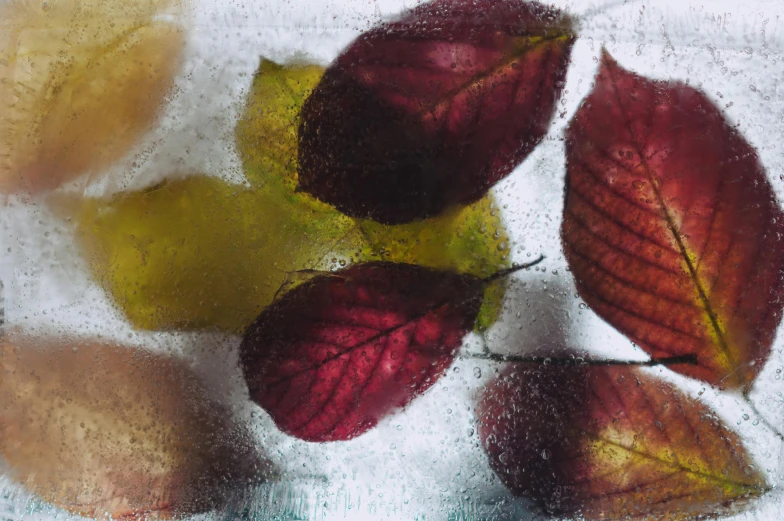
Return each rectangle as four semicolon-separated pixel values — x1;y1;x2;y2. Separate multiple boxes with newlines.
255;58;284;77
599;47;618;70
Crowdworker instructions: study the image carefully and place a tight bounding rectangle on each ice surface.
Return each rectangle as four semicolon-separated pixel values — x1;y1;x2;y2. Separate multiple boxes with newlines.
1;0;784;519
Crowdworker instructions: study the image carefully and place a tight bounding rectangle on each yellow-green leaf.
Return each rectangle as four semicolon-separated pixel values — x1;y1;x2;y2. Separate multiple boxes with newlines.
63;175;363;333
234;59;322;192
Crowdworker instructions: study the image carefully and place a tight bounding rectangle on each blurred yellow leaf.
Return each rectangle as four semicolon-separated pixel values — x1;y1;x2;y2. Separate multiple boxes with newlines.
0;331;269;519
0;0;186;193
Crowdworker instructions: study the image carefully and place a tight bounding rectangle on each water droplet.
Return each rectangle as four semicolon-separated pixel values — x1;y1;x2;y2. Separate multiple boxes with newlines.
541;449;551;460
473;367;482;379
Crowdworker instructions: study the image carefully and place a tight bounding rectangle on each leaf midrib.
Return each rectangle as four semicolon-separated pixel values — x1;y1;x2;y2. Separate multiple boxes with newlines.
582;430;763;495
604;60;736;374
263;293;478;387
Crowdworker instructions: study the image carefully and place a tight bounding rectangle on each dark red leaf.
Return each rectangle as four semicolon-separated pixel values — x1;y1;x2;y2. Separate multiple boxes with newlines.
561;50;784;389
478;362;768;519
240;262;484;442
298;0;575;224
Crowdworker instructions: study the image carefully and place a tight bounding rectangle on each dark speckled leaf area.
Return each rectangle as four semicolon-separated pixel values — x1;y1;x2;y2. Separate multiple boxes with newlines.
299;0;575;224
240;262;485;442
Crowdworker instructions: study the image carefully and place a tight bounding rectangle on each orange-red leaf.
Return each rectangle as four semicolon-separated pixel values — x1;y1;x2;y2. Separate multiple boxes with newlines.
562;51;784;389
240;262;484;442
478;363;768;519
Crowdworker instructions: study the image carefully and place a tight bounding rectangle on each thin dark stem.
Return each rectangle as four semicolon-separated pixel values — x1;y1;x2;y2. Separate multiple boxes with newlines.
0;279;4;341
742;391;784;441
483;256;545;283
465;352;699;367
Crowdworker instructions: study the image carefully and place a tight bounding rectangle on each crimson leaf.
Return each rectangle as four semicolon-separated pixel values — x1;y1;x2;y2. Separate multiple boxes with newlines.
298;0;575;224
240;262;485;442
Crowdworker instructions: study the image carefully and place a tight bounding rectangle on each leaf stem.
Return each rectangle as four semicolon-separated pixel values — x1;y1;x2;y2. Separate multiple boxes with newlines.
742;391;784;441
483;256;545;283
465;352;699;367
0;279;4;341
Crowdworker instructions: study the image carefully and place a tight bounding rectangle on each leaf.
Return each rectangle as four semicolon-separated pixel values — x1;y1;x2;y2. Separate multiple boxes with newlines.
477;362;768;519
235;59;324;192
59;175;360;334
0;0;185;193
0;331;270;519
561;51;784;389
240;262;485;442
298;0;575;224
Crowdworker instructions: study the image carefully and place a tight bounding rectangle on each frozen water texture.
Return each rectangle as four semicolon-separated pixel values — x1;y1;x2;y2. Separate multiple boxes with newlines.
2;0;784;519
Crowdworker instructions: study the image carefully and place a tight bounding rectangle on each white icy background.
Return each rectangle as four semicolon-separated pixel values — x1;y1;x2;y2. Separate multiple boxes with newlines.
1;0;784;519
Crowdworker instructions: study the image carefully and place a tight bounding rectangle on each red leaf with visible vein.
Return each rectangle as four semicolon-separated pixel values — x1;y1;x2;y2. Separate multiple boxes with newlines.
240;262;484;442
299;0;574;224
561;51;784;389
478;363;768;519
